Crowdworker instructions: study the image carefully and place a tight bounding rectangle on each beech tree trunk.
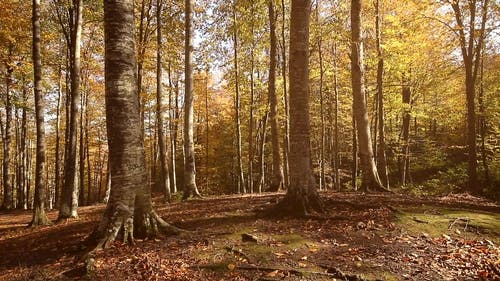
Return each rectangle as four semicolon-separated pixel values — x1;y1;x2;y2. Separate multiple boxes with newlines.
182;0;201;199
332;42;340;191
88;0;182;250
350;0;386;192
2;49;13;210
59;0;83;219
232;3;245;194
400;75;411;186
280;0;290;189
268;0;284;192
274;0;322;216
31;0;50;225
375;0;389;188
156;0;171;201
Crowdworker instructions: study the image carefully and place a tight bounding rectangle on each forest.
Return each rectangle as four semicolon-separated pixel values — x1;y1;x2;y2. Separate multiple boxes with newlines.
0;0;499;280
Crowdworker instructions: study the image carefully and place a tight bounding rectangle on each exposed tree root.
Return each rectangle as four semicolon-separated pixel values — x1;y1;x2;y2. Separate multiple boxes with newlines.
265;190;324;217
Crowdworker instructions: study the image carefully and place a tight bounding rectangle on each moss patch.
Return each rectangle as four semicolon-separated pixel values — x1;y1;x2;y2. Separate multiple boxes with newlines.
395;206;500;242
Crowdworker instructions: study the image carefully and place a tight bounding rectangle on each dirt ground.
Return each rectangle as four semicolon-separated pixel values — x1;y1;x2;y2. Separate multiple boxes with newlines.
0;192;498;281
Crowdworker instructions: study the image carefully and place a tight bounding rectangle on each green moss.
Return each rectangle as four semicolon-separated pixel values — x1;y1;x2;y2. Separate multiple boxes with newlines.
395;207;500;242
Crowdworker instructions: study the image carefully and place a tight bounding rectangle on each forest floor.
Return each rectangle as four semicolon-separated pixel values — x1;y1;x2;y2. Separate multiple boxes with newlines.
0;192;499;281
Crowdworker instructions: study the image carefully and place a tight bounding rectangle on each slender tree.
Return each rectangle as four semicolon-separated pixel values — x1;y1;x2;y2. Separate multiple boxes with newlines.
268;0;284;192
31;0;50;225
59;0;83;219
232;1;245;194
375;0;389;188
156;0;171;201
182;0;201;199
350;0;388;192
449;0;489;193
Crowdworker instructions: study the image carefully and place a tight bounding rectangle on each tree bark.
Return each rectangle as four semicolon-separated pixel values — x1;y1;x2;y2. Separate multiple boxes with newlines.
274;0;322;216
232;2;245;194
450;0;489;194
375;0;389;188
31;0;51;226
2;49;14;210
350;0;387;192
280;0;290;189
332;42;340;191
182;0;201;199
400;75;411;186
268;0;284;192
88;0;182;251
156;0;171;202
59;0;83;219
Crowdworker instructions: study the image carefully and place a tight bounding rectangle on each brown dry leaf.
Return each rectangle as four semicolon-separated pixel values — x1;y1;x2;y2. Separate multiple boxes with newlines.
227;263;235;271
298;262;307;268
266;270;279;277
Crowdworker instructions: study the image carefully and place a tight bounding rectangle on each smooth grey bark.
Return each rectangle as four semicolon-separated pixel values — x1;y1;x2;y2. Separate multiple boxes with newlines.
2;48;13;210
232;2;245;194
248;2;256;194
156;0;171;201
332;42;340;191
280;0;290;189
274;0;322;216
268;0;284;192
31;0;51;226
88;0;182;251
59;0;83;219
400;75;411;186
167;64;177;193
316;1;326;191
182;0;201;199
375;0;389;188
350;0;387;192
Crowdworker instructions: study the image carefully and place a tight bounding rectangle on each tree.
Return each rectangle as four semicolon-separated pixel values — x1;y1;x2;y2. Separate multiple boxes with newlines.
156;0;171;201
58;0;84;220
374;0;389;188
448;0;489;193
182;0;201;199
274;0;322;216
30;0;51;226
350;0;387;192
88;0;181;250
268;0;284;192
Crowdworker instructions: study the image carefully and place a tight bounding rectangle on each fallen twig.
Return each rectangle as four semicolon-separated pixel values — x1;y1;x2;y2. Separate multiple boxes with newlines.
448;217;470;231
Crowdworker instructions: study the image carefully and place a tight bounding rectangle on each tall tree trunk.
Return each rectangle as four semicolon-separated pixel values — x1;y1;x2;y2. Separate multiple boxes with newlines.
280;0;290;189
232;3;245;194
258;111;268;193
350;0;386;192
375;0;389;188
168;64;177;193
268;0;284;192
400;75;411;186
450;0;489;194
478;46;490;186
182;0;201;199
89;0;182;250
79;91;86;206
54;54;63;207
156;0;171;202
137;0;153;139
18;87;28;209
59;0;83;219
31;0;50;225
2;49;14;210
274;0;322;216
248;2;255;194
332;42;340;191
